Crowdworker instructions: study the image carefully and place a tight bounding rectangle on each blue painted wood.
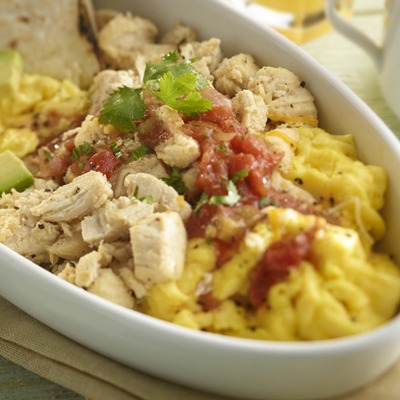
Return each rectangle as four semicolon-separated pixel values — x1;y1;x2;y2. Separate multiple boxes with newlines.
0;356;83;400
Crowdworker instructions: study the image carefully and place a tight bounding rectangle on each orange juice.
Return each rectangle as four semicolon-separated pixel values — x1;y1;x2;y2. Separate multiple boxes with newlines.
248;0;353;43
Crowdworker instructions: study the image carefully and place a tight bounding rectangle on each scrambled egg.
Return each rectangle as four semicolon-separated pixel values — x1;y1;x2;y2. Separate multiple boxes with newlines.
145;127;400;341
0;74;88;158
145;207;400;341
284;126;387;247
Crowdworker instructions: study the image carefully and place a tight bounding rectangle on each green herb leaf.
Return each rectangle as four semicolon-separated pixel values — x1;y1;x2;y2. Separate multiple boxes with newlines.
209;180;241;207
143;51;180;84
132;143;149;160
71;147;80;161
144;51;209;91
231;169;249;183
162;166;186;195
258;197;278;208
194;192;209;213
79;142;94;155
150;71;212;117
139;195;155;204
99;52;213;133
72;142;94;161
110;142;123;158
98;86;145;133
42;149;53;160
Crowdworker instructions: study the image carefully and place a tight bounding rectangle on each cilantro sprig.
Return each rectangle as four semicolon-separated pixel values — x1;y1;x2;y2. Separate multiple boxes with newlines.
99;51;213;133
209;180;241;206
131;143;149;160
162;166;186;195
193;169;250;212
194;178;242;212
155;71;212;118
99;87;145;134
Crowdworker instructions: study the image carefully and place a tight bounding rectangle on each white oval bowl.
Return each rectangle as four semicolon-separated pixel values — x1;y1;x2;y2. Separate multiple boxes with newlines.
1;1;400;399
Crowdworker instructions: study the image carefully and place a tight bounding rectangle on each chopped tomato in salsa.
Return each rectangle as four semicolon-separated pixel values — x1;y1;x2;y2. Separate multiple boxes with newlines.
248;230;315;309
82;149;120;179
186;90;282;200
37;137;75;180
197;291;221;312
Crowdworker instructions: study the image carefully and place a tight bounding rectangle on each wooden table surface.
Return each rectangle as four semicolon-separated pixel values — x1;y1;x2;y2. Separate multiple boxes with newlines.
1;0;399;399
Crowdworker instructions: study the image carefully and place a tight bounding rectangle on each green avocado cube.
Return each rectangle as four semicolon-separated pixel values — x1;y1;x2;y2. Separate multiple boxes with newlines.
0;50;23;97
0;150;34;194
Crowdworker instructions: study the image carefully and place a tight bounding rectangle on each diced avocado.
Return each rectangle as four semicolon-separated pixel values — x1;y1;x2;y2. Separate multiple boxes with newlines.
0;150;34;194
0;50;23;97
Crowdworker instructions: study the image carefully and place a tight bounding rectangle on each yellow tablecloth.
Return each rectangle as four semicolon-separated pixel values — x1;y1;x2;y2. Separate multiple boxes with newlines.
1;1;399;399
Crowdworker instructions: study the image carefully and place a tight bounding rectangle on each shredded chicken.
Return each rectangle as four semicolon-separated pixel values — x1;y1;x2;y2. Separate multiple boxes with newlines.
112;154;168;197
160;22;197;46
124;172;192;221
214;53;259;97
98;13;174;70
88;268;135;309
75;243;113;286
81;196;155;245
129;211;187;285
47;231;90;262
140;105;201;168
180;38;223;78
31;171;113;222
248;66;318;126
232;90;268;134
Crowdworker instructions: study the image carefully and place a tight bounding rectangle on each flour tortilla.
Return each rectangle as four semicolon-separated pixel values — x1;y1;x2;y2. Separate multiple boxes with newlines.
0;0;101;88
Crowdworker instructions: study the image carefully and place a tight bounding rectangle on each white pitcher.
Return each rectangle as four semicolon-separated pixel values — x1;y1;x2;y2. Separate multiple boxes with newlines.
325;0;400;118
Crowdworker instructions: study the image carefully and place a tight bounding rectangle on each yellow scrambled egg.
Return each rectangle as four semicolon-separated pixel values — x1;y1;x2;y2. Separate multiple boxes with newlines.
284;126;386;247
145;127;400;341
0;74;88;158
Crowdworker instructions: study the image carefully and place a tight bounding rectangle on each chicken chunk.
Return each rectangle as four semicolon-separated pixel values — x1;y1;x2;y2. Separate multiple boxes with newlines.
156;133;201;169
112;154;168;197
57;263;76;284
248;66;318;126
180;38;223;75
154;106;200;168
139;105;201;168
95;8;119;30
31;171;113;222
98;13;173;70
81;196;155;245
88;69;141;115
181;165;199;196
0;209;60;264
47;231;91;262
130;211;187;284
0;181;62;263
232;90;268;134
124;172;192;221
118;266;148;298
73;115;108;148
160;22;197;46
75;242;114;288
88;268;135;309
214;54;259;97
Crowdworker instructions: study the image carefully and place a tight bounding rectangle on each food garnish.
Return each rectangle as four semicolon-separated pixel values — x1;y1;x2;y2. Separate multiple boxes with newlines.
99;51;213;132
